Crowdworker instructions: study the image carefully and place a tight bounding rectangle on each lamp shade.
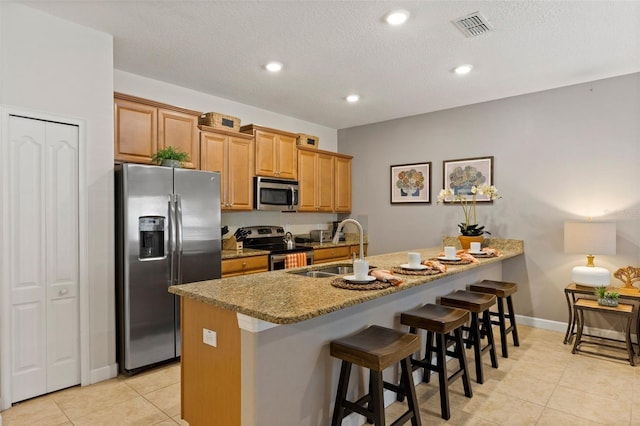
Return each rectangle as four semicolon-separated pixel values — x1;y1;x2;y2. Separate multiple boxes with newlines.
564;222;616;255
564;221;616;287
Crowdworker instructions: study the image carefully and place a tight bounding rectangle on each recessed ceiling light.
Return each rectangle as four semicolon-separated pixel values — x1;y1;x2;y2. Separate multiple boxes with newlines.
265;61;283;72
384;9;410;25
346;94;360;103
454;64;473;75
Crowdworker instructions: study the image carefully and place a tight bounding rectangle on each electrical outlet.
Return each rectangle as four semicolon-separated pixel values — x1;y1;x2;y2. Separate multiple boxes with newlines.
203;328;217;347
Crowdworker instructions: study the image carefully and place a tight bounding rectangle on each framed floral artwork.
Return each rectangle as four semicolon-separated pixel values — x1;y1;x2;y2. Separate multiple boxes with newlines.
442;156;494;203
390;162;431;204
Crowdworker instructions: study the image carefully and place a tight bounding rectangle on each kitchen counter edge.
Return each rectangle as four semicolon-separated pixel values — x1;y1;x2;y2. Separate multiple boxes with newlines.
172;238;523;325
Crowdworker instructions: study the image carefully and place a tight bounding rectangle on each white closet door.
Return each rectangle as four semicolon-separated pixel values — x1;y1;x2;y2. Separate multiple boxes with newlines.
45;123;80;392
7;116;79;402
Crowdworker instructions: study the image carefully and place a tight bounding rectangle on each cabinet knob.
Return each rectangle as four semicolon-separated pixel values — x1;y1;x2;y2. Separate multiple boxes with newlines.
242;262;247;267
59;288;68;296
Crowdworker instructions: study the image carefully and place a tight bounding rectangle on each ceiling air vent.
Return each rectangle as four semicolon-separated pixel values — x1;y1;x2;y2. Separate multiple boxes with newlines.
453;12;493;37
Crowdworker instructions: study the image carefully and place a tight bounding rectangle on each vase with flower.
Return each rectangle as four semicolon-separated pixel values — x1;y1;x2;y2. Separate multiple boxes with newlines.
437;184;502;249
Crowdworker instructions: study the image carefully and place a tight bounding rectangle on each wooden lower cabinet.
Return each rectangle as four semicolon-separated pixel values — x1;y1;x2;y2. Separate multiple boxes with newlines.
313;244;368;264
221;255;269;277
181;298;240;425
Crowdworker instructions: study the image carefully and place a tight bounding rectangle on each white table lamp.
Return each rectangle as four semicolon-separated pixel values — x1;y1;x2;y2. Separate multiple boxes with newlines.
564;221;616;287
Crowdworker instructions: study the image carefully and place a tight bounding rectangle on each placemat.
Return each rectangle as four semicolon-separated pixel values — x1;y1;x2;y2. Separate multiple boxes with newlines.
430;257;473;265
469;252;496;258
331;277;393;290
391;266;443;276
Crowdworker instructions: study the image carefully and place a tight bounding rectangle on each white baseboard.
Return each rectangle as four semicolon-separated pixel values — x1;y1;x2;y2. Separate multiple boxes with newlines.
516;314;630;342
90;363;118;384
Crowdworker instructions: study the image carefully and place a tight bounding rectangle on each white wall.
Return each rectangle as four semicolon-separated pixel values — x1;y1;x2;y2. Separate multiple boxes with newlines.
338;73;640;323
1;3;115;383
115;71;341;234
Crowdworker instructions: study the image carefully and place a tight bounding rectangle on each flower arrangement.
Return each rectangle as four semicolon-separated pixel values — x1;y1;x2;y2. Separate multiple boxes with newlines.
595;285;619;307
437;184;501;236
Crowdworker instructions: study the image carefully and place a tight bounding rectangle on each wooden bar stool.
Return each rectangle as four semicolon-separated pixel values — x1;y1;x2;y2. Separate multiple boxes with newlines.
439;290;499;384
330;325;422;426
469;279;520;358
399;304;473;420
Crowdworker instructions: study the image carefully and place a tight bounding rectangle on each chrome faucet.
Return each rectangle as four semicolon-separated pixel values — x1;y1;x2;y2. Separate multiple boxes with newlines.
332;219;364;261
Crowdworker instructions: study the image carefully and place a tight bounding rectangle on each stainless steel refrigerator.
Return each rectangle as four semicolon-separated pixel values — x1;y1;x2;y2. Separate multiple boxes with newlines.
115;163;221;374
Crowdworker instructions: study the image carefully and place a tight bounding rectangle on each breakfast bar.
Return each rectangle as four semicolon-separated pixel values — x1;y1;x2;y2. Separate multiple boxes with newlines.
169;239;524;426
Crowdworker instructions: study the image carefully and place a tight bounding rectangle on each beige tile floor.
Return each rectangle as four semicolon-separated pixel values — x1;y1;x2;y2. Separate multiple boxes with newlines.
1;325;638;425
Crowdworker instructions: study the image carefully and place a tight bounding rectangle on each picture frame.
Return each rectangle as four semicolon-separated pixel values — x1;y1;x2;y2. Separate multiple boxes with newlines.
442;156;494;203
390;162;431;204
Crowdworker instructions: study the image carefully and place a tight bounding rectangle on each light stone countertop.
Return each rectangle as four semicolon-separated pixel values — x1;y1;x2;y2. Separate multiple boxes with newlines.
170;238;523;325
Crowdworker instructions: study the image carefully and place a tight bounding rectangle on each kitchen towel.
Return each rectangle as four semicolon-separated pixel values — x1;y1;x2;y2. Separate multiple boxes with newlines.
285;252;308;269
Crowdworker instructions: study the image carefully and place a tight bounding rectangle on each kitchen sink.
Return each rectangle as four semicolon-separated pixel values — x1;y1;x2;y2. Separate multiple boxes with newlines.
289;264;354;278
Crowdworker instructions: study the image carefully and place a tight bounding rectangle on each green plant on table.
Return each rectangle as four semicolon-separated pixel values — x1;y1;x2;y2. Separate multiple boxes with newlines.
151;146;190;165
595;286;619;301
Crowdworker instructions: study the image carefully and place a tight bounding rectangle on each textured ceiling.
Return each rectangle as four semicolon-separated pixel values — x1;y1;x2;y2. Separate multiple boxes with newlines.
18;1;640;129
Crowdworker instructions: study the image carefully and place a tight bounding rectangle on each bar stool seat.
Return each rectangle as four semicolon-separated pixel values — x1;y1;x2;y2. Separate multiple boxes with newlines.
330;325;422;426
399;304;472;420
439;290;499;384
469;279;520;358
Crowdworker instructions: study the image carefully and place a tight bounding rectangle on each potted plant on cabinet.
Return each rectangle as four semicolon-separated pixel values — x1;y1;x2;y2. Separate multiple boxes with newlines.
151;146;190;168
595;286;619;307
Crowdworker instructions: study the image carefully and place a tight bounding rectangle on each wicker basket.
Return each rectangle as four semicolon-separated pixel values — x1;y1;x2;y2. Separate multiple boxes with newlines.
199;112;241;132
296;133;320;149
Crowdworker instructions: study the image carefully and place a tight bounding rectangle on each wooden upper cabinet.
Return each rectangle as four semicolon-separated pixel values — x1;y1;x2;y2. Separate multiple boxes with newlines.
276;134;297;180
316;152;335;211
298;147;352;213
114;93;200;168
200;126;254;211
298;147;334;212
114;98;158;164
334;155;352;212
241;124;298;180
158;108;199;169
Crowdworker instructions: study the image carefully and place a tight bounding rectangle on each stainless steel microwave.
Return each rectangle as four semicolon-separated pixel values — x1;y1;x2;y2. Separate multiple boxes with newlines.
254;177;299;211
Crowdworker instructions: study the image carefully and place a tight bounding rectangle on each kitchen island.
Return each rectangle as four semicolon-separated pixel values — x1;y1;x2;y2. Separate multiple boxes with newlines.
169;239;523;426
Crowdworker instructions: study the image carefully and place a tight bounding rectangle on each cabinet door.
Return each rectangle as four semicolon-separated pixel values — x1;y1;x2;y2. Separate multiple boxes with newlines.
334;156;352;212
313;246;351;264
158;108;199;169
227;136;254;210
200;132;227;208
316;153;335;212
277;134;298;180
114;98;157;164
297;149;317;211
254;130;277;177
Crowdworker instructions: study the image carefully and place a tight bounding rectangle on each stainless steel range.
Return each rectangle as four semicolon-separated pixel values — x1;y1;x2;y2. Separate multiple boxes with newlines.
235;225;314;270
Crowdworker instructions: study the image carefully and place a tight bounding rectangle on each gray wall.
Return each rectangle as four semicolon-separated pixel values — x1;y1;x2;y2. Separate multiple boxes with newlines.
338;73;640;323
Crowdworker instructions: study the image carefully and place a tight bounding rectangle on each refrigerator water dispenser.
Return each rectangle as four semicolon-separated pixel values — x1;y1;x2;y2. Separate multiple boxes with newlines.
139;216;165;259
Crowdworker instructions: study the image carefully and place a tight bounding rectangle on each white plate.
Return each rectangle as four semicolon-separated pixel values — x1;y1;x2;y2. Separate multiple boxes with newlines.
344;275;376;284
469;251;484;255
400;263;428;270
437;256;462;261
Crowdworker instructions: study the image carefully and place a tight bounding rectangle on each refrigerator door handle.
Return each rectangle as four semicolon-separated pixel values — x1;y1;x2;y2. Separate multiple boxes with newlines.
168;194;176;286
176;194;184;285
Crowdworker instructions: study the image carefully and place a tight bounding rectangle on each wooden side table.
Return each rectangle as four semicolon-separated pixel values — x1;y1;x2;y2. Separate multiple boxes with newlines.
571;299;635;366
563;283;640;346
